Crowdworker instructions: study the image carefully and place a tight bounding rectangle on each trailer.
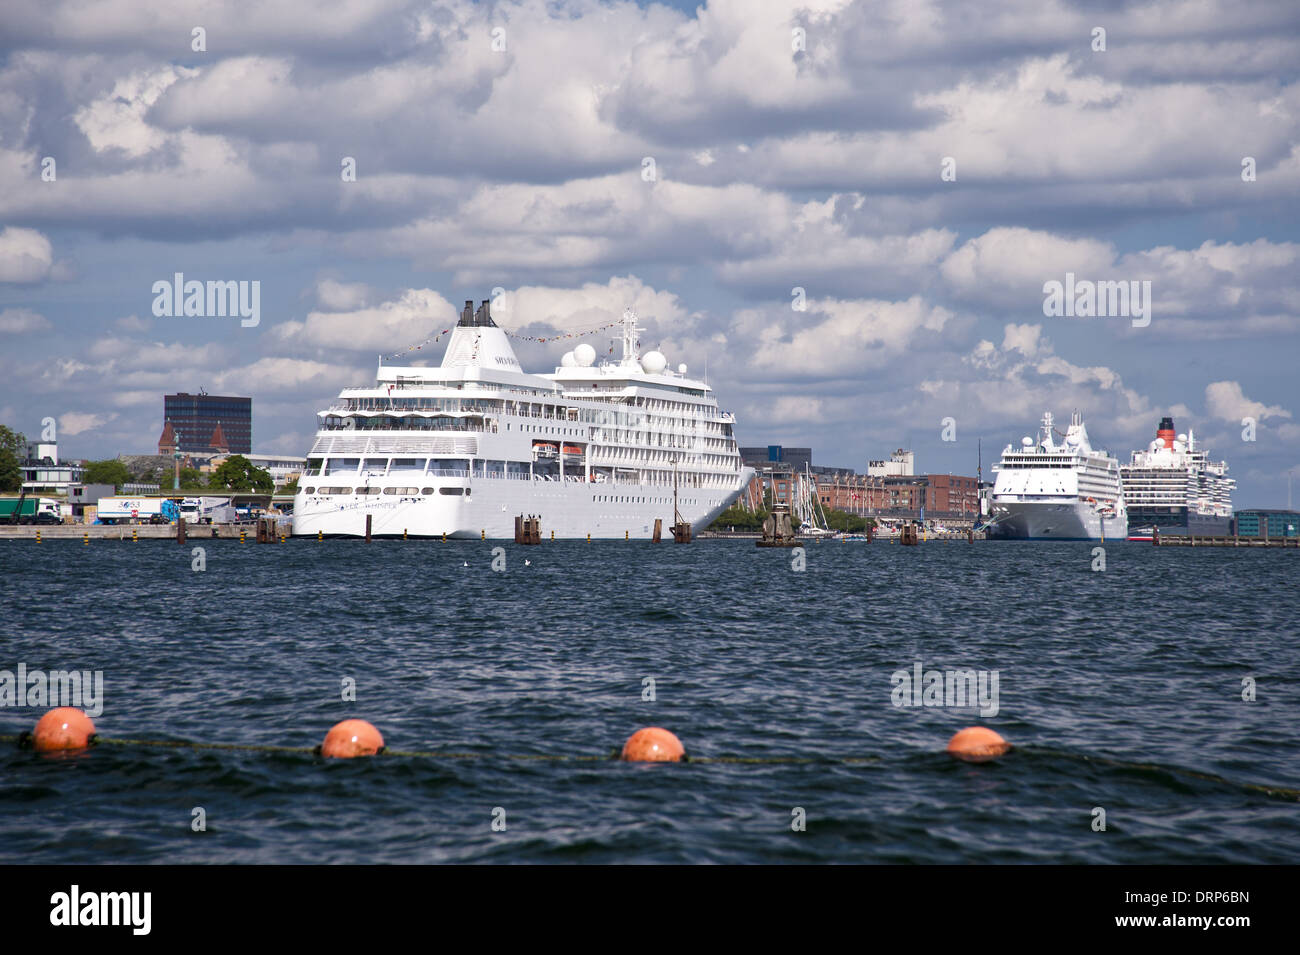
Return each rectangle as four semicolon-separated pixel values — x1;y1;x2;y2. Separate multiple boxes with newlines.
0;496;62;524
179;497;237;524
95;496;181;525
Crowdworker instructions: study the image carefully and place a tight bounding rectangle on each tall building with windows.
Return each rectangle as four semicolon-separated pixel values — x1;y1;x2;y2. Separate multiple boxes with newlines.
161;392;252;454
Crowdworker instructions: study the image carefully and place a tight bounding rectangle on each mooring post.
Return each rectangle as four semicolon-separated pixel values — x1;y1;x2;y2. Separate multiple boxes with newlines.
365;514;372;543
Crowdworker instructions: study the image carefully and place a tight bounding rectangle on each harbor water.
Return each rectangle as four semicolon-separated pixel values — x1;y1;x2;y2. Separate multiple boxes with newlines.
2;539;1297;864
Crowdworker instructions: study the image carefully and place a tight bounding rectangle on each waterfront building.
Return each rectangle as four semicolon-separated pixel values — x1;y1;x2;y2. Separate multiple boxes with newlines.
161;392;252;454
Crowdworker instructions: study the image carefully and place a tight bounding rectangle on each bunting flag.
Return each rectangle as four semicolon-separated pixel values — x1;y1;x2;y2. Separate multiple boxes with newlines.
385;318;625;360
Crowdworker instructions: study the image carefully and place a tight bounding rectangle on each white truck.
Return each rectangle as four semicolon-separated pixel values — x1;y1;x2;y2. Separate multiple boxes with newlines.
179;497;237;524
96;496;180;525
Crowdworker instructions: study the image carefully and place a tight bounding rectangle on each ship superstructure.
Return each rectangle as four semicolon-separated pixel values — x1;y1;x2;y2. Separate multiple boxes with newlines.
1121;417;1234;537
292;299;751;538
987;410;1128;540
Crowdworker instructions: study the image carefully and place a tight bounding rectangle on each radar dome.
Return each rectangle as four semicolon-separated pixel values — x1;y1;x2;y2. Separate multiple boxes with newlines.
642;350;667;374
678;363;688;375
1021;436;1034;447
561;351;576;367
574;343;596;367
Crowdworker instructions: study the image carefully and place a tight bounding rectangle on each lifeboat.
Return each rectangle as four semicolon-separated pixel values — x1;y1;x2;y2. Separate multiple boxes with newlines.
562;444;583;456
533;442;558;457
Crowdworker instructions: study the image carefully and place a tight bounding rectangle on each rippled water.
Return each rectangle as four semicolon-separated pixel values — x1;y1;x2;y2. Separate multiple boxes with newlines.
2;538;1297;863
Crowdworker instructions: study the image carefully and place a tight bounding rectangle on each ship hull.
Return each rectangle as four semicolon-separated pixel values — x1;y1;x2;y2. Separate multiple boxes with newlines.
1126;507;1230;537
986;500;1128;541
291;471;750;539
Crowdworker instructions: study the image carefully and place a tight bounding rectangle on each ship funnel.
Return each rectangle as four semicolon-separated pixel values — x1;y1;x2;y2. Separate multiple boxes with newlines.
1157;416;1176;449
461;300;473;325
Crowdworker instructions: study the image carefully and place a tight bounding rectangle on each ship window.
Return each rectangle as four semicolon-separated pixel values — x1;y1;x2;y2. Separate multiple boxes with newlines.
357;488;382;496
439;487;464;496
304;487;316;495
321;487;352;495
383;487;420;495
421;488;435;495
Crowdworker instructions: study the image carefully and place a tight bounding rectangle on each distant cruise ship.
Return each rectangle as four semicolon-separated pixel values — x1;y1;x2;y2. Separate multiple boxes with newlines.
1121;417;1234;538
987;411;1128;540
292;299;752;538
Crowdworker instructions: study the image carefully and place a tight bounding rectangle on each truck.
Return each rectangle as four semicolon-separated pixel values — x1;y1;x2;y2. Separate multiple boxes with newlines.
179;497;237;524
0;496;62;524
95;496;181;525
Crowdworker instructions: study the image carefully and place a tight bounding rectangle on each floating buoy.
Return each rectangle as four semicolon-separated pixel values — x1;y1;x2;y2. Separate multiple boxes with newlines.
621;727;685;762
946;726;1010;762
320;719;385;758
30;707;96;752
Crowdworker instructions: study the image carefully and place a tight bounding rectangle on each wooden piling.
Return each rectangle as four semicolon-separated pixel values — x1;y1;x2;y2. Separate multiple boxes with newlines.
365;514;372;543
176;517;186;545
652;518;662;543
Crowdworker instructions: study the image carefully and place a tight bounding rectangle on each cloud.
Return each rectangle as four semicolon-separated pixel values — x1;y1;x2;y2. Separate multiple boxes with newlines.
274;288;456;351
0;227;54;283
59;411;117;435
1204;381;1292;423
314;278;372;311
0;307;51;333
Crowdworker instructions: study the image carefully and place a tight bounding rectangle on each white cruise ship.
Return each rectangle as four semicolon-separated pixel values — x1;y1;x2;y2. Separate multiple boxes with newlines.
1121;417;1234;538
987;411;1128;540
291;299;752;538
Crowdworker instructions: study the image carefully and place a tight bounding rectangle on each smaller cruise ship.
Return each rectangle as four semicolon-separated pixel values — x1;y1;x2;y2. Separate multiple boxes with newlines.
1121;417;1234;538
987;410;1128;541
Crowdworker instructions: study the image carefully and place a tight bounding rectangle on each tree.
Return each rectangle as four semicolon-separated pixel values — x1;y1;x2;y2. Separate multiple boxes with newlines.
0;425;26;493
209;455;273;492
0;448;20;492
281;477;300;494
82;458;132;489
161;468;207;491
0;424;25;459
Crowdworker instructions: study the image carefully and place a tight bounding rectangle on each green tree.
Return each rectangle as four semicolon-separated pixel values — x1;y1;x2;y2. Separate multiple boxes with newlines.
281;477;299;494
161;468;207;491
209;455;273;492
0;424;25;459
0;425;26;492
0;447;20;493
82;458;132;489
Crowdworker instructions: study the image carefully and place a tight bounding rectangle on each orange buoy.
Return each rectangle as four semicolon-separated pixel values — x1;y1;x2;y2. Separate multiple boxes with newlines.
621;727;685;762
320;719;385;758
31;707;97;752
946;726;1010;762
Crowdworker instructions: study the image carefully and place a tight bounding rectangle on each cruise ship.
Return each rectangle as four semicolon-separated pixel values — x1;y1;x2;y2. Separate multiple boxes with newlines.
987;411;1128;540
292;299;752;538
1121;417;1234;538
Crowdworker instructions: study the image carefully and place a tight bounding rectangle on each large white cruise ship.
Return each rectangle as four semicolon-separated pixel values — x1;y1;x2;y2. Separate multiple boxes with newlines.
1121;417;1234;538
987;410;1128;540
291;299;753;538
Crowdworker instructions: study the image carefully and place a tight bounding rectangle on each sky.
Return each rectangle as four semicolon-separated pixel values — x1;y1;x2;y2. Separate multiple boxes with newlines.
0;0;1297;507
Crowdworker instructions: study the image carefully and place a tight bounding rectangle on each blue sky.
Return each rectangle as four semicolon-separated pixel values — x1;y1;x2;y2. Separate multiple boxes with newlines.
1;0;1297;506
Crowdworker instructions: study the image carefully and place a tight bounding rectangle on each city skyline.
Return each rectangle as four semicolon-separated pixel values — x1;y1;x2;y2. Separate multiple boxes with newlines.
1;0;1297;507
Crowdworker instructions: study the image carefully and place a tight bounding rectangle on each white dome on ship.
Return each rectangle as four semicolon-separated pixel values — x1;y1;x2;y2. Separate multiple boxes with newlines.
678;363;688;375
641;350;667;374
561;351;576;367
1022;436;1033;447
574;343;596;367
1177;433;1187;442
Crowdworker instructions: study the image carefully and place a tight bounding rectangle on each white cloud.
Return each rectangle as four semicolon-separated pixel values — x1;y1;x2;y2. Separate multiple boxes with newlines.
275;288;456;352
0;307;51;333
59;411;117;435
1204;381;1292;422
0;228;54;283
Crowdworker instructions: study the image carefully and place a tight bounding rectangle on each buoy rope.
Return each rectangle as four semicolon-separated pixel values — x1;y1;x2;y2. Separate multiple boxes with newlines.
4;732;1296;799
